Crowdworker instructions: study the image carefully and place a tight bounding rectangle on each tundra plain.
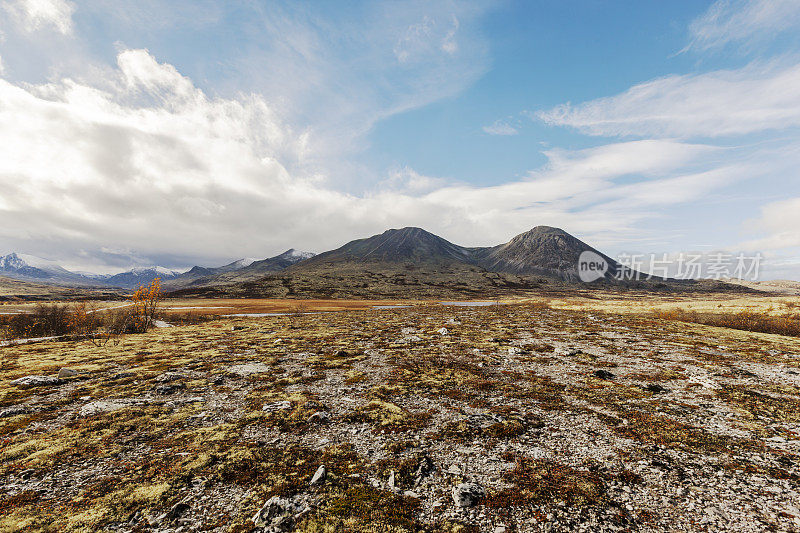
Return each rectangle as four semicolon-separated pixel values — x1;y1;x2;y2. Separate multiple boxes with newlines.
1;294;799;532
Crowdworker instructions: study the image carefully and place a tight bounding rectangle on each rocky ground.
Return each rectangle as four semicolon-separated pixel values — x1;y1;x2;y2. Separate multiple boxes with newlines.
1;302;799;532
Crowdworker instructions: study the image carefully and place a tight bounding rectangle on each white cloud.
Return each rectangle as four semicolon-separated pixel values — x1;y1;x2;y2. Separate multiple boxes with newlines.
537;60;800;138
482;120;518;136
740;197;800;250
0;51;751;268
686;0;800;52
2;0;75;35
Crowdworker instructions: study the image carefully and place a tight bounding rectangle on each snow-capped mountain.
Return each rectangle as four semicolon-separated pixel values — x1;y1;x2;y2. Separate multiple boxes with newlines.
100;266;185;289
0;252;103;286
0;249;315;291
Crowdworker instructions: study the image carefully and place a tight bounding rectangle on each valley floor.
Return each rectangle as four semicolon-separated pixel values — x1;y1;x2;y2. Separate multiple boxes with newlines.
1;298;799;532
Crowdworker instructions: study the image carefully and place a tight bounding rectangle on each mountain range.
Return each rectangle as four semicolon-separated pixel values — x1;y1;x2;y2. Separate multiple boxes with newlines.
171;226;697;299
2;226;729;298
0;249;314;290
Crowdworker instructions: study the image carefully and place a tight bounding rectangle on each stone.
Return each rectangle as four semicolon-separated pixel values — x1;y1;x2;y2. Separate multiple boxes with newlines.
388;470;396;491
10;375;61;387
643;383;669;393
263;400;292;413
57;368;78;379
593;370;615;380
437;327;449;335
310;465;326;486
452;482;485;507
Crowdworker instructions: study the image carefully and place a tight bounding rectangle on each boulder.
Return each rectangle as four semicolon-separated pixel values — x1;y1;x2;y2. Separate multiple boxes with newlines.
57;368;78;379
252;495;310;531
452;482;485;507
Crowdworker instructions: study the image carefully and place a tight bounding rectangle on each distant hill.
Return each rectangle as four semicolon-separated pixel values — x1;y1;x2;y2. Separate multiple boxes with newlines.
100;267;184;289
162;249;315;290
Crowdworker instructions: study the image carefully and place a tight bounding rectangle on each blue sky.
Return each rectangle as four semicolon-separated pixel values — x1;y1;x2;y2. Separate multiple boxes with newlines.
0;0;799;279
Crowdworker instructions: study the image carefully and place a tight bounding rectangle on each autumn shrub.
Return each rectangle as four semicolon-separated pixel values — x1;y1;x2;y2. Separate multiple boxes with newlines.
129;278;163;333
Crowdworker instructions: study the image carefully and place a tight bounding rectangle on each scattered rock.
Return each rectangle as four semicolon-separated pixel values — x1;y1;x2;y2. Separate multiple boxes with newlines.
263;400;292;413
232;325;247;331
155;383;186;395
388;470;396;491
57;368;78;379
10;375;61;388
437;327;449;335
594;370;615;380
0;405;30;418
310;465;326;486
452;482;485;507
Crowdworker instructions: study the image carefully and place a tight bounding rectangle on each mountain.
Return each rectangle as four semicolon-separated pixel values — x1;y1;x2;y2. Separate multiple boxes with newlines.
472;226;622;282
162;249;315;290
0;253;105;287
101;266;184;289
301;227;468;265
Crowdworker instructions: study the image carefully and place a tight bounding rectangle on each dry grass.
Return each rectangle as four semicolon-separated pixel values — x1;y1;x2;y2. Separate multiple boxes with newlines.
654;308;800;338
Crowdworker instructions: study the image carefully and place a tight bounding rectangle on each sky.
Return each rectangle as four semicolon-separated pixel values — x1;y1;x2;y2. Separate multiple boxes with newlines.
0;0;799;279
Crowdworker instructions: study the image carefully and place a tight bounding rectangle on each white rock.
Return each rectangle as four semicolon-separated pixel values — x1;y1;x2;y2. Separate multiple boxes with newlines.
310;465;326;486
263;400;292;412
10;375;60;387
